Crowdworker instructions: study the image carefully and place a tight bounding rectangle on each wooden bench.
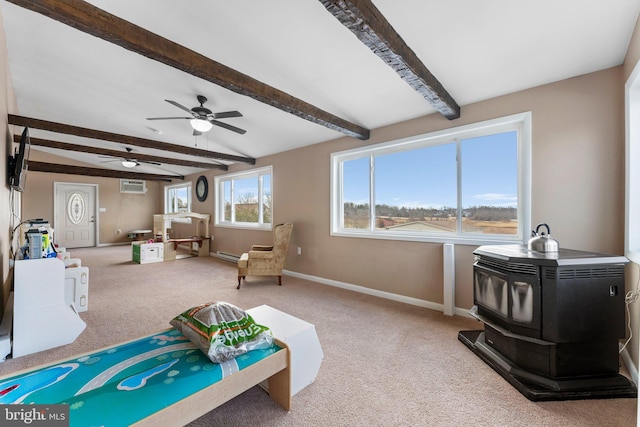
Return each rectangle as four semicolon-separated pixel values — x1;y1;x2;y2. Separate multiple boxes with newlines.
168;237;205;251
163;237;210;260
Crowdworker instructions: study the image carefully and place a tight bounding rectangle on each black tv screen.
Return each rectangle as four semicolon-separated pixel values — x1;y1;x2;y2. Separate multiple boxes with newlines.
9;126;30;192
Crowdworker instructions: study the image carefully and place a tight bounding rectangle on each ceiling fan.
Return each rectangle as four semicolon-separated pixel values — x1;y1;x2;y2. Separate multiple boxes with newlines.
146;95;246;136
100;147;161;169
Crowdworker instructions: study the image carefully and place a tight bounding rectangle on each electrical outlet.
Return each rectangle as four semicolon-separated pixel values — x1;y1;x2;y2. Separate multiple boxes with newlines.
297;247;302;255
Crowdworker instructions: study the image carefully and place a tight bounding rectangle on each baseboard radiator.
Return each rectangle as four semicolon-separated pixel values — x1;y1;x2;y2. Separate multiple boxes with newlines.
216;251;240;263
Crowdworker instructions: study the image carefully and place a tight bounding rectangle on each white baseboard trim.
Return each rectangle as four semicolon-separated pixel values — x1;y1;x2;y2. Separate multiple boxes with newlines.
283;269;473;319
97;242;131;247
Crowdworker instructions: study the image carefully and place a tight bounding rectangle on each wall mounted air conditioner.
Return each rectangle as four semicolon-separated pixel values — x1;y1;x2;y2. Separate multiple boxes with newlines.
120;179;147;194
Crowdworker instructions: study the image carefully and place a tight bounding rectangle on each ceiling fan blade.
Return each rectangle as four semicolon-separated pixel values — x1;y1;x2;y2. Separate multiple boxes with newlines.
139;160;162;166
210;119;247;135
146;116;191;120
212;111;243;119
165;99;196;116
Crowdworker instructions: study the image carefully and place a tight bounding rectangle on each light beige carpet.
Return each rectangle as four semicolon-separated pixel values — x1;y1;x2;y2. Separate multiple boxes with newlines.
0;245;636;426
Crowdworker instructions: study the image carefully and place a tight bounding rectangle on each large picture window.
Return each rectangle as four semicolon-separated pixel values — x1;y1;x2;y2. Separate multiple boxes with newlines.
331;113;531;244
215;166;272;230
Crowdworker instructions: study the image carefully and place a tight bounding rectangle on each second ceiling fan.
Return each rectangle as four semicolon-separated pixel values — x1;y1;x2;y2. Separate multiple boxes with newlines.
147;95;246;136
99;147;161;168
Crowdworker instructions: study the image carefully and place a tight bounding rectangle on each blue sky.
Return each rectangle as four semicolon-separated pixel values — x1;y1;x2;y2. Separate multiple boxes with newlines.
344;131;518;210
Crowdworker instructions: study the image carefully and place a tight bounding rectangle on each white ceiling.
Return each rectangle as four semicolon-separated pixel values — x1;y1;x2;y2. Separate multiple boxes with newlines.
0;0;639;178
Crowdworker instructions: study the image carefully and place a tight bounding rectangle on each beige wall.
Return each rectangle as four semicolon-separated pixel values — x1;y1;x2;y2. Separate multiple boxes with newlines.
0;8;17;310
22;150;163;246
201;66;625;309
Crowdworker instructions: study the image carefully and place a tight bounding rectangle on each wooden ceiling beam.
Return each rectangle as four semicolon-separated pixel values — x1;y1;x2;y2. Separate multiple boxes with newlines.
6;0;370;140
15;134;228;170
319;0;460;120
27;161;183;182
8;114;253;165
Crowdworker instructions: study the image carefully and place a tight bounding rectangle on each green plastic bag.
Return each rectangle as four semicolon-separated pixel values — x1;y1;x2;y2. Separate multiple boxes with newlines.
170;301;273;363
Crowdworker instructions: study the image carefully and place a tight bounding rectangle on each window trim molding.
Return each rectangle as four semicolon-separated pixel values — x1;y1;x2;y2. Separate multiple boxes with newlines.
164;181;193;222
626;61;640;264
330;112;532;245
214;165;273;231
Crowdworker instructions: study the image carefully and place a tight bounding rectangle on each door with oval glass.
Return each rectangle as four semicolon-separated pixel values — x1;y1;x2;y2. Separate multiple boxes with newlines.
54;183;97;248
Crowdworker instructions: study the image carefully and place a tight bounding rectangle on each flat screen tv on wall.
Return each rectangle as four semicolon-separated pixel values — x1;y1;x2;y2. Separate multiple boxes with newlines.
8;126;30;192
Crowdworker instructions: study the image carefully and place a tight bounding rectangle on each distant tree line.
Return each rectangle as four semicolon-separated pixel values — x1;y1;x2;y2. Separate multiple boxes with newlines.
464;206;516;221
225;192;272;223
344;202;516;222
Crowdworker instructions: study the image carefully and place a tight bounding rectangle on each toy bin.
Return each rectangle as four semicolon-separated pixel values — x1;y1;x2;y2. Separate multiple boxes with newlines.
132;242;164;264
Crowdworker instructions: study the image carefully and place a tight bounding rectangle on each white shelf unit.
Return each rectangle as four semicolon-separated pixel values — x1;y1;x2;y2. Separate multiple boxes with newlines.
13;258;86;357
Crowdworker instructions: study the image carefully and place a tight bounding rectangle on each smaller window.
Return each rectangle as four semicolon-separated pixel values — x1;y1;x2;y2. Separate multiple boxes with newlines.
165;182;192;222
215;166;273;230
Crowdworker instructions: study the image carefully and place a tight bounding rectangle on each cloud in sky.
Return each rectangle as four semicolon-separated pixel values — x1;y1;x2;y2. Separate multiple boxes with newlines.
472;193;517;203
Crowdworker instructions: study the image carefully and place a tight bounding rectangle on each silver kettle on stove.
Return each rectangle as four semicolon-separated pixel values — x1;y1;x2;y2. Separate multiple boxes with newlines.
528;223;559;252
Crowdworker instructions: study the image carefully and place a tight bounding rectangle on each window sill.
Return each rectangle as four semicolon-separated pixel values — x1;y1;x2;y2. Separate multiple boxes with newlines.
330;229;525;246
215;222;272;232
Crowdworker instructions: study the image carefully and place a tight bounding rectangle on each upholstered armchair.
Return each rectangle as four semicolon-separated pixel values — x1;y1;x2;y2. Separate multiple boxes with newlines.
237;223;294;289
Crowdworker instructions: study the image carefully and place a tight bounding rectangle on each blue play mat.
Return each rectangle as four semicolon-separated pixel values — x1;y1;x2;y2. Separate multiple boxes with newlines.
0;329;281;426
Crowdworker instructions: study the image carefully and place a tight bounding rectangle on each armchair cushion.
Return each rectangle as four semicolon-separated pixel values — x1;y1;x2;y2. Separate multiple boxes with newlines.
251;245;273;251
248;250;274;260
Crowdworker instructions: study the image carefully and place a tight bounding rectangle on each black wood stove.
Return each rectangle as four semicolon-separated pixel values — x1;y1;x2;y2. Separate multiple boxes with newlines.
458;244;637;401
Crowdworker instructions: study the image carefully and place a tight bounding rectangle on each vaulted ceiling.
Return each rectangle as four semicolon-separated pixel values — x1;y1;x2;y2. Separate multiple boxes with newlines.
1;1;639;181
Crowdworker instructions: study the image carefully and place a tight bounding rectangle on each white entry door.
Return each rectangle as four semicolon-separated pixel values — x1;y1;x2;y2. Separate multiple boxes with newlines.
54;183;97;248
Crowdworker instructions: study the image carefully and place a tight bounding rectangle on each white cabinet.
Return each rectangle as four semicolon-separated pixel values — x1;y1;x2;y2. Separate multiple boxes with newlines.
13;258;86;357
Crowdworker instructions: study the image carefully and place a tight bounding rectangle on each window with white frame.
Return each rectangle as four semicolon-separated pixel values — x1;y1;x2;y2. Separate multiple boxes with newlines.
625;62;640;264
165;182;192;218
215;166;272;229
331;113;532;244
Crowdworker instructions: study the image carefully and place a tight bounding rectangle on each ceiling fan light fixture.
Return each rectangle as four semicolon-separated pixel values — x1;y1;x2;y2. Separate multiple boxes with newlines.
190;118;213;133
121;160;137;168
